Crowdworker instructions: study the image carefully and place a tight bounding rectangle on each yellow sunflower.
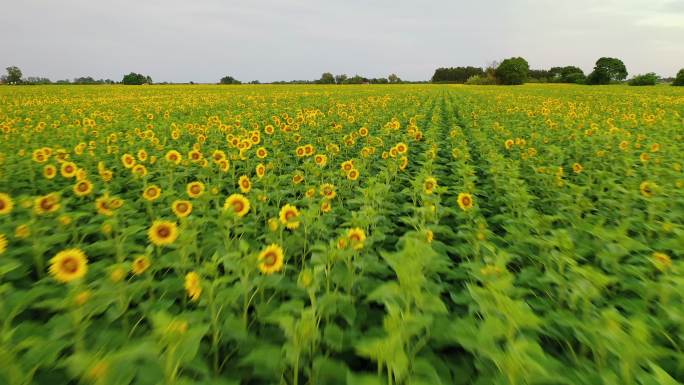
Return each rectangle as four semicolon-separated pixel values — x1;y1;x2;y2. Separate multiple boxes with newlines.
321;200;332;213
424;177;437;194
148;220;179;246
0;233;6;255
171;200;193;218
457;193;474;211
224;194;250;217
132;255;151;275
651;252;672;272
572;163;583;174
49;248;88;283
184;271;202;301
279;204;300;230
238;175;251;193
186;181;205;198
60;162;78;178
43;164;57;179
347;228;366;250
347;168;359;181
640;181;655;198
258;244;285;274
121;154;136;168
143;185;162;201
34;193;60;215
256;163;266;178
256;147;268;159
165;150;182;164
73;180;93;197
0;193;14;215
320;183;336;199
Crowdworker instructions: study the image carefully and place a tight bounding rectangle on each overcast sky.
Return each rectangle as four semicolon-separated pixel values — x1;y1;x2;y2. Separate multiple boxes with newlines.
2;0;683;82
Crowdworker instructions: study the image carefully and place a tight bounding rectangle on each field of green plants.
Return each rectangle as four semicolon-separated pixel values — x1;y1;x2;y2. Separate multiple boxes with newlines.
0;84;683;385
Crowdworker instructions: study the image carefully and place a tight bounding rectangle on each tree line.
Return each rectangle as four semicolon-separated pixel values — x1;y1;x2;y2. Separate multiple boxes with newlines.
432;57;684;86
3;64;684;86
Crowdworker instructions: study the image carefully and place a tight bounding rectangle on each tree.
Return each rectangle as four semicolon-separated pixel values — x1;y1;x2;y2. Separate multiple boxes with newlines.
122;72;151;85
549;66;586;83
673;69;684;86
220;75;241;84
494;57;529;85
628;73;658;86
431;67;484;83
334;74;348;84
388;73;401;83
586;57;627;85
318;72;335;84
4;66;22;84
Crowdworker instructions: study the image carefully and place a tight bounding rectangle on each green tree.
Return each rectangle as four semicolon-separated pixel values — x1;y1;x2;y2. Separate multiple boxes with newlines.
549;66;585;83
122;72;151;85
334;74;347;84
318;72;335;84
628;73;658;86
494;57;529;85
586;57;627;84
673;69;684;86
220;76;241;84
4;66;22;84
388;73;401;83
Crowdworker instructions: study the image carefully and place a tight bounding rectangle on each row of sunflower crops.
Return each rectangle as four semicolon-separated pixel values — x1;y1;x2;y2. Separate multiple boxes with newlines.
0;84;683;385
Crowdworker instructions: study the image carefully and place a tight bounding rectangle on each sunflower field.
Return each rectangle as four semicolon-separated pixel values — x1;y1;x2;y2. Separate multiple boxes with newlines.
0;84;683;385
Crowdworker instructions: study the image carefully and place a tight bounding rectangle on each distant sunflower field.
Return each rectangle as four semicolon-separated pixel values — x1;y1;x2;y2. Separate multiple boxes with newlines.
0;84;683;385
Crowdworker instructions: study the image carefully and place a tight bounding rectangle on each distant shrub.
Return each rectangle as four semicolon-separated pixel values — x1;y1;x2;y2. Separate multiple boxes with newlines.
465;75;497;85
494;57;529;85
674;69;684;86
628;73;658;86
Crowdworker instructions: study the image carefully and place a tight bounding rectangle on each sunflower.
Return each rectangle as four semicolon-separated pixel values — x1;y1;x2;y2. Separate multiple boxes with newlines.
426;229;434;243
143;185;162;201
148;220;178;246
238;175;251;193
320;183;336;199
212;149;226;163
347;168;359;181
396;142;408;154
0;193;14;215
457;193;474;211
49;248;88;283
15;224;30;239
256;147;268;159
132;255;151;275
184;272;202;301
639;153;650;163
651;143;660;152
341;160;354;172
43;164;57;179
34;193;60;215
121;154;136;168
165;150;182;164
258;244;285;274
95;195;115;216
182;181;203;199
256;163;266;178
640;181;655;198
279;204;300;229
347;228;366;250
572;163;583;174
619;141;629;151
0;233;6;255
292;174;304;184
321;200;332;213
224;194;250;217
132;164;147;177
399;156;409;171
172;200;192;218
268;218;279;231
218;160;230;172
504;139;514;150
60;162;77;178
188;149;203;162
314;154;327;167
358;126;369;137
651;252;672;272
73;180;93;197
424;177;437;194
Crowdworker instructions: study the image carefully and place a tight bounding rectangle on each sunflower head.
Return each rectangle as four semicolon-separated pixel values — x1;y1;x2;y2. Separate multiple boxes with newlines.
424;177;437;194
224;194;250;217
143;185;161;201
132;255;151;275
187;181;205;198
34;193;60;215
457;193;474;211
258;244;285;275
347;228;366;250
0;193;14;215
640;181;655;198
49;248;88;283
148;220;179;246
184;272;202;301
172;200;193;218
279;204;300;229
238;176;252;193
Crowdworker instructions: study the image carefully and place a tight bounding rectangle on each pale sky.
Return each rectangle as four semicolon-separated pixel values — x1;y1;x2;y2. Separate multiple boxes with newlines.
2;0;683;82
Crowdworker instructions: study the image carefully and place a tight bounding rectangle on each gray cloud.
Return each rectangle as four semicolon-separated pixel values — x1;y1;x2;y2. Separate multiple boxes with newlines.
1;0;682;82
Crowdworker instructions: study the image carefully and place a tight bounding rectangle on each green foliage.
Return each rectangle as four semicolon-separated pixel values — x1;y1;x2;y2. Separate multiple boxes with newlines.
432;67;484;83
121;72;152;85
219;76;241;84
494;57;529;85
673;68;684;86
628;73;658;86
465;74;497;85
318;72;335;84
549;66;586;83
3;66;23;84
586;57;627;84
